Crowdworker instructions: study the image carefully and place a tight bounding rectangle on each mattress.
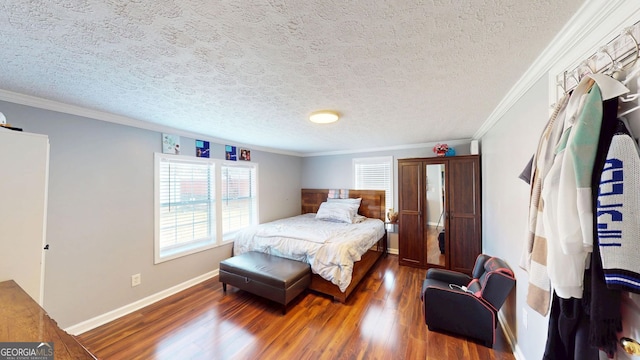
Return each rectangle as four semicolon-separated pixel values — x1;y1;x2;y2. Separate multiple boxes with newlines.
233;213;385;292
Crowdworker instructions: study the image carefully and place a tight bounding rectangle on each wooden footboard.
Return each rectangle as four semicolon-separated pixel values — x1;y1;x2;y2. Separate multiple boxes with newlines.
308;234;387;303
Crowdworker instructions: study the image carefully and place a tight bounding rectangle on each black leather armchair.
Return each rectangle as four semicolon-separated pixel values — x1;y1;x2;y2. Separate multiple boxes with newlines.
421;254;515;347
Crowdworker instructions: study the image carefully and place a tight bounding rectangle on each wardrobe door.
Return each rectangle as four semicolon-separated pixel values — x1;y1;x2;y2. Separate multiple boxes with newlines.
448;156;481;275
398;160;424;267
424;161;447;269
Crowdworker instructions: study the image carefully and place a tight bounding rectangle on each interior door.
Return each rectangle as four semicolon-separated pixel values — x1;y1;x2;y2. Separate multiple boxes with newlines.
617;294;640;359
447;156;481;275
0;130;49;304
398;160;424;266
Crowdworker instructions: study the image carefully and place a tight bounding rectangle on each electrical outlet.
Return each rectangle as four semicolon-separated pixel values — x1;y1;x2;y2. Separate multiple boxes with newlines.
522;308;528;329
131;273;141;287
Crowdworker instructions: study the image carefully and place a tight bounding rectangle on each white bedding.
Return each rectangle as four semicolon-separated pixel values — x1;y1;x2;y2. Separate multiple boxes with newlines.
233;213;385;292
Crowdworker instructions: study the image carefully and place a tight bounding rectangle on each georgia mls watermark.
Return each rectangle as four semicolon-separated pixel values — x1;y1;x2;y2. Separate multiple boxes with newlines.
0;342;53;360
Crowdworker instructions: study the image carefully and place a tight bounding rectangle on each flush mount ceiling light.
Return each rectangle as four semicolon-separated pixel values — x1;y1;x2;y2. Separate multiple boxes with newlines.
309;110;340;124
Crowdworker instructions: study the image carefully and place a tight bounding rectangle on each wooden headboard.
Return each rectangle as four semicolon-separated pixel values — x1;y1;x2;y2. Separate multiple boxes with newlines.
301;189;386;221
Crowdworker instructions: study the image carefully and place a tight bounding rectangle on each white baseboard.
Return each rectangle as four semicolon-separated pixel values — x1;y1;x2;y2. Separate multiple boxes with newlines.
498;311;525;360
387;248;399;255
65;270;218;336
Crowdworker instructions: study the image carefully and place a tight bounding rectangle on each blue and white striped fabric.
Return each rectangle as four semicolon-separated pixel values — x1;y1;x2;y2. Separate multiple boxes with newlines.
596;124;640;293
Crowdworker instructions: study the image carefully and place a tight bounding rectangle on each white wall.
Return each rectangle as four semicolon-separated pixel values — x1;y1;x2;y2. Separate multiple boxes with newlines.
480;77;549;359
0;100;302;329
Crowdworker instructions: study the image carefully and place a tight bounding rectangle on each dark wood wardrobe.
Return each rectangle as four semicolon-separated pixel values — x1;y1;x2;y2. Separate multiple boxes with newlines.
397;155;481;274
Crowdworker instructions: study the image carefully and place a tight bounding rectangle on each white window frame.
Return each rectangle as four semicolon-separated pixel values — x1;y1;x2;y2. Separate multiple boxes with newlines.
353;156;394;214
154;153;258;264
221;161;259;241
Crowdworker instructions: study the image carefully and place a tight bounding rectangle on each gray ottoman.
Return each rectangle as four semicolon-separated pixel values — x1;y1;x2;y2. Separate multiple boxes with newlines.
219;252;311;314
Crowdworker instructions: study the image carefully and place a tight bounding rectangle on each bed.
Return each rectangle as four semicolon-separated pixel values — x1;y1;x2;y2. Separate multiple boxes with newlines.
233;189;387;303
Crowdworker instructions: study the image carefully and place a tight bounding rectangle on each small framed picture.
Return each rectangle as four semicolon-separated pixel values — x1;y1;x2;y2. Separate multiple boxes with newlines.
196;140;210;158
162;134;180;154
239;148;251;161
225;145;237;161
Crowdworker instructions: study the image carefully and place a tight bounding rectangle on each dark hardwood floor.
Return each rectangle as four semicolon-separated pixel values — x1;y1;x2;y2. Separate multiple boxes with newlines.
78;255;516;360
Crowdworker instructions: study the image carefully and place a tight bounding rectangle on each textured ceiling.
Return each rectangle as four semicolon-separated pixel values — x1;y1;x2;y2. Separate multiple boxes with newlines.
0;1;585;155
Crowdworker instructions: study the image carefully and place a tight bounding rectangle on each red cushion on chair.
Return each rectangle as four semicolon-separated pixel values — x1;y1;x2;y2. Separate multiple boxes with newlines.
485;257;514;277
467;279;482;297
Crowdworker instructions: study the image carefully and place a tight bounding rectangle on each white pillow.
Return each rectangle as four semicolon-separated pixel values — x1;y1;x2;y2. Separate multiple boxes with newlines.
327;197;361;206
316;202;358;223
327;197;361;214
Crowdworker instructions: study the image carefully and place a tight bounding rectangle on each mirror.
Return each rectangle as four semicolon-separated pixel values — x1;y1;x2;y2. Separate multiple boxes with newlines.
425;163;446;266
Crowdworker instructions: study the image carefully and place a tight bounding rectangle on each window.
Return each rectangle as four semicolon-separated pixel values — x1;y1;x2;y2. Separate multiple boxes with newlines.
353;156;393;212
154;154;258;263
155;154;216;263
222;163;258;239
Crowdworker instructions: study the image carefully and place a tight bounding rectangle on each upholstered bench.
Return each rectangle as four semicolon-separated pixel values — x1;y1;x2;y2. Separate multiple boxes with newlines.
219;251;311;314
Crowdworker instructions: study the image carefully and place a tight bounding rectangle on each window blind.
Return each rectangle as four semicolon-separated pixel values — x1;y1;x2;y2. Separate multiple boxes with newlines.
353;156;393;211
157;156;216;260
222;163;257;236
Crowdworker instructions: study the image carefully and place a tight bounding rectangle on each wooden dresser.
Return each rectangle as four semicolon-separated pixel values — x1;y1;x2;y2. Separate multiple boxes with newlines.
0;280;96;359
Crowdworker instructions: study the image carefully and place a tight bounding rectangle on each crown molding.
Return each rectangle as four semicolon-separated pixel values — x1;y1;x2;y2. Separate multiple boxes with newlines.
303;138;472;157
474;0;638;139
0;89;304;157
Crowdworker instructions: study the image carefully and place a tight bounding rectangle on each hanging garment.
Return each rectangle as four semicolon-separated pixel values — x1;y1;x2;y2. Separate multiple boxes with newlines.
518;155;534;184
543;292;598;360
544;80;622;359
521;73;627;315
587;107;624;358
520;94;570;315
555;74;630;294
542;78;598;300
543;74;629;300
596;120;640;293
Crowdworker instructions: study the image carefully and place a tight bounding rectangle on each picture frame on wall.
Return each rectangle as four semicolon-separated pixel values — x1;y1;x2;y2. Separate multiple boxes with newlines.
196;140;210;158
225;145;237;161
162;133;180;154
240;148;251;161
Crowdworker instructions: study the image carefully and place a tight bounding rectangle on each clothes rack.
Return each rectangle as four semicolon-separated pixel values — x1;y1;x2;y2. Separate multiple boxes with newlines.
557;20;640;94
